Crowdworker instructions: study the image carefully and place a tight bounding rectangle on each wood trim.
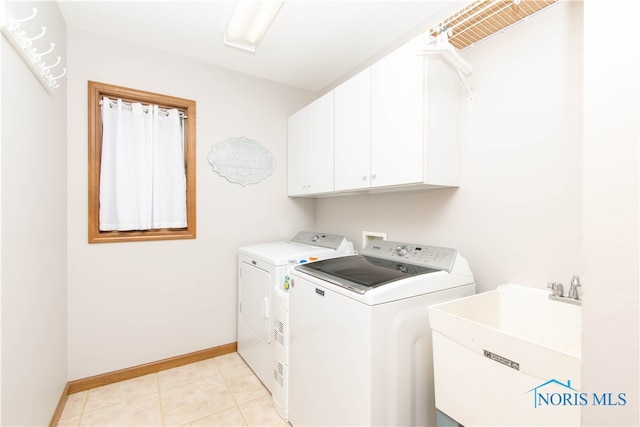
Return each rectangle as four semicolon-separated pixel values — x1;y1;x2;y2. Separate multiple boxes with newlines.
87;80;197;243
49;383;70;427
50;343;237;426
67;343;237;394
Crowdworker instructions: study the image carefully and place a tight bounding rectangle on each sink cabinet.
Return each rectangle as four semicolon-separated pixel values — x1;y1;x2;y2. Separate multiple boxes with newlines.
289;34;463;197
428;284;582;427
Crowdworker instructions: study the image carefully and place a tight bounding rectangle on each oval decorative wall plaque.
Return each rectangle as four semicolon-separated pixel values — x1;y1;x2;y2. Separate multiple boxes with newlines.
208;137;276;186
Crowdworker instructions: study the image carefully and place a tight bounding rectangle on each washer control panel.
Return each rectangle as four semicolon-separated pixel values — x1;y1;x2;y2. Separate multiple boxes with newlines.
360;240;457;272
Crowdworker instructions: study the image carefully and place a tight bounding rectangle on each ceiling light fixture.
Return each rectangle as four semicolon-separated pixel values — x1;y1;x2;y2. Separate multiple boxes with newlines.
224;0;284;54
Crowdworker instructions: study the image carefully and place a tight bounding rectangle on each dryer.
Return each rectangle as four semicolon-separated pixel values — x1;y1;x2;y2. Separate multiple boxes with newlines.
287;239;475;427
237;232;354;393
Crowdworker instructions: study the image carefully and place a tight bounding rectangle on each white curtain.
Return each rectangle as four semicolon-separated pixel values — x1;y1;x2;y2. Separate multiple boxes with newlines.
99;97;187;231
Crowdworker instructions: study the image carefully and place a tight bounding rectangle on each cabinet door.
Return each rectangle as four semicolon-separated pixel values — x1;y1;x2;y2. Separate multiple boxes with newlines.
335;68;371;191
287;107;308;196
371;36;424;188
306;91;335;194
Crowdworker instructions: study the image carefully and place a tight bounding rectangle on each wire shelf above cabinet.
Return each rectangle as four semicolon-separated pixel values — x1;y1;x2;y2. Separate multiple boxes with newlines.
429;0;560;50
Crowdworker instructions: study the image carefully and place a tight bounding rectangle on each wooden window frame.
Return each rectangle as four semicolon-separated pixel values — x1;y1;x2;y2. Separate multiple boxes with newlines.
88;81;196;243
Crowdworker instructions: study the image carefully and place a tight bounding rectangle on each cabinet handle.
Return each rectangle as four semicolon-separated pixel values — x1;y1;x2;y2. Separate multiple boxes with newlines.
362;175;368;180
372;174;377;179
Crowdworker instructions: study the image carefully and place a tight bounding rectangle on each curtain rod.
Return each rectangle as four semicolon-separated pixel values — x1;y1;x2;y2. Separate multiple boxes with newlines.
100;98;188;119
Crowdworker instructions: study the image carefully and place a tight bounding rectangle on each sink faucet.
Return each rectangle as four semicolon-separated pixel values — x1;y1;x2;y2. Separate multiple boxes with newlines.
568;275;581;300
547;275;582;306
547;281;564;297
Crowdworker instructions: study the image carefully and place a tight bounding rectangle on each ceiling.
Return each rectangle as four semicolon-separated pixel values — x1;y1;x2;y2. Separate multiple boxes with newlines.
57;0;464;92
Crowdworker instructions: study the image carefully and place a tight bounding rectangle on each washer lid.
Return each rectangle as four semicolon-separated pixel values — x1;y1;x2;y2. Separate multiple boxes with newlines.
294;255;439;294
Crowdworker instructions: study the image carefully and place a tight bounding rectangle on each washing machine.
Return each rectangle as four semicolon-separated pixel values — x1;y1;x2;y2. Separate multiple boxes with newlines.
287;239;475;427
237;231;354;393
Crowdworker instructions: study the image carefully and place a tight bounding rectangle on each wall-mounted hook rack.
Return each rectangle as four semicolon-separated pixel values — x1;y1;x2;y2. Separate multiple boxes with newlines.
0;3;66;95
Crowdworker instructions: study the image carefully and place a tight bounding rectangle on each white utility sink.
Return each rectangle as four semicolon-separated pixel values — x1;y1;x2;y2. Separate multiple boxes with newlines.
429;284;582;426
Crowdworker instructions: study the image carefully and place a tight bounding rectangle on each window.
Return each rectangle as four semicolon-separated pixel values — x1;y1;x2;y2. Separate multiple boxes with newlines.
88;81;196;243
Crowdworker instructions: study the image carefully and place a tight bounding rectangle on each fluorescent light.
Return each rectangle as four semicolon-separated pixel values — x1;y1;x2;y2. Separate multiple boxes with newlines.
224;0;284;53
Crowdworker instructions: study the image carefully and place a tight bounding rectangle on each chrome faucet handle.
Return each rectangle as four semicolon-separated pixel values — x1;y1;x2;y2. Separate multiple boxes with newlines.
547;282;564;297
568;275;581;300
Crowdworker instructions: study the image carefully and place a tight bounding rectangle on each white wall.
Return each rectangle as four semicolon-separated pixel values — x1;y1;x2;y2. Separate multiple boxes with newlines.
582;0;639;424
66;29;316;380
316;1;583;293
0;1;68;425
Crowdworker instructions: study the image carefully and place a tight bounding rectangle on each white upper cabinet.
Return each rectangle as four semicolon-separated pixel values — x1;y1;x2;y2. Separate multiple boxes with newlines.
371;36;424;188
335;68;371;191
287;107;308;196
307;91;335;194
287;91;334;196
288;34;462;197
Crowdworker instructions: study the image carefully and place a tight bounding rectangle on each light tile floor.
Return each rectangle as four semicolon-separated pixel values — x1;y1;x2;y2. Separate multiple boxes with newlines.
58;352;291;427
